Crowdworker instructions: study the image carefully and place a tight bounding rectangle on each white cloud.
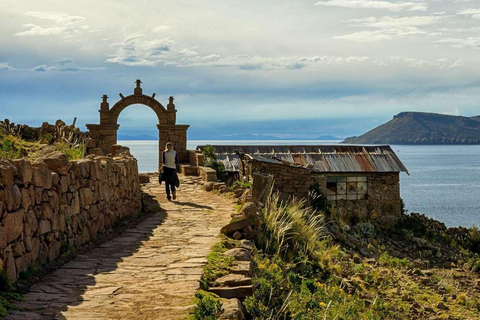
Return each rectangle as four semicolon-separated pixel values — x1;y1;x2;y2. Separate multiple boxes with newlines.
334;27;426;41
448;59;464;68
347;15;445;28
15;11;88;37
105;34;368;70
458;8;480;19
436;37;480;49
152;26;171;32
0;62;16;70
315;0;428;12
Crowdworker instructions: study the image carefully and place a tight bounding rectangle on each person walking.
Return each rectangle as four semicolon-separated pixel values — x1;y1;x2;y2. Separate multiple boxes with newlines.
161;142;179;201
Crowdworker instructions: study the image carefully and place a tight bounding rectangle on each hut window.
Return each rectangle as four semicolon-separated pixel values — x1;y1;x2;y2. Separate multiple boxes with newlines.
326;176;367;201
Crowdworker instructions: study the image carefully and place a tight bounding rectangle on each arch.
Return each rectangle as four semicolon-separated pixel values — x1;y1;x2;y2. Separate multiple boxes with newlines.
101;94;176;126
86;80;189;170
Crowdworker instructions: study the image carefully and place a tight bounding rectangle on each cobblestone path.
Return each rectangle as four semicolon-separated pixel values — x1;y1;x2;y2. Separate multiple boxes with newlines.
8;175;234;320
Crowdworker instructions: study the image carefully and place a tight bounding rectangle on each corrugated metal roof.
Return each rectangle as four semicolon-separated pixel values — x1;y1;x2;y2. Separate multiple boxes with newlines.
196;145;409;174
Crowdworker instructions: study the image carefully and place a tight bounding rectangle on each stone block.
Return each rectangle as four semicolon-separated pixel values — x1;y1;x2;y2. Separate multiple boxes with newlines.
0;160;17;188
0;227;6;249
38;220;51;235
223;248;252;261
11;159;33;185
208;285;253;300
43;152;71;175
4;209;25;243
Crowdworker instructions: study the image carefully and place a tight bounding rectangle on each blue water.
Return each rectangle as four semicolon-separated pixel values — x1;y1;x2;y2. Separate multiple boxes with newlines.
119;140;480;228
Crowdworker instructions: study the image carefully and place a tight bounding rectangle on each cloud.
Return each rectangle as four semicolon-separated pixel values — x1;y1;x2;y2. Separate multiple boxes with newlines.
448;59;464;68
386;56;463;68
15;11;88;37
105;34;368;70
336;15;444;42
436;37;480;49
458;8;480;19
152;26;171;32
334;27;426;41
0;62;16;70
314;0;428;12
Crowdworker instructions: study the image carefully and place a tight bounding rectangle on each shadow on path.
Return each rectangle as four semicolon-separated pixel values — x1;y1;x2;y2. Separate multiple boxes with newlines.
172;201;214;210
7;191;166;320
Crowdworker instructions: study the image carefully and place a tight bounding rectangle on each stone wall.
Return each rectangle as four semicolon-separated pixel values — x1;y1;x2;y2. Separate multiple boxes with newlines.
251;160;311;202
314;172;402;225
0;153;141;283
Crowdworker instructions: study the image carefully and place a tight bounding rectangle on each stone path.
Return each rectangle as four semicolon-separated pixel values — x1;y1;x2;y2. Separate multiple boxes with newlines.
8;175;234;320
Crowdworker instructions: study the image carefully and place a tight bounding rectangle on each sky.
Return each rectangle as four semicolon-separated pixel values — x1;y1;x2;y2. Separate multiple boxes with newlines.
0;0;479;139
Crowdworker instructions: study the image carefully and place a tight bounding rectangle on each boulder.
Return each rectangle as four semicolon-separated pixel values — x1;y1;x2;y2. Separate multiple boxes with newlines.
4;209;25;243
219;298;246;320
43;152;71;175
221;217;259;235
5;250;17;283
240;202;258;218
224;248;252;261
233;231;243;240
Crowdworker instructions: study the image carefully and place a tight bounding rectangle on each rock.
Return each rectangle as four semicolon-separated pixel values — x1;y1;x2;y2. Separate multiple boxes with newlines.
24;210;38;236
224;248;252;261
4;209;25;243
11;159;33;185
233;231;243;240
353;255;362;264
79;188;95;206
0;160;17;188
139;174;150;183
11;185;22;211
230;261;252;277
221;217;259;235
5;250;16;283
242;226;252;234
219;298;246;320
240;202;258;218
436;302;449;310
208;285;253;300
240;189;252;203
0;226;6;248
204;182;215;192
43;152;71;175
12;241;24;257
214;274;252;287
38;219;51;234
239;240;255;251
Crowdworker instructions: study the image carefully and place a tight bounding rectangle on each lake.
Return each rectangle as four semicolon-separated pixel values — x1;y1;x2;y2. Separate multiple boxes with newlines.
119;140;480;228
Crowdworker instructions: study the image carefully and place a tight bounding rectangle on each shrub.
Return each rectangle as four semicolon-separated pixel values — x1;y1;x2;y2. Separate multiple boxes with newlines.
378;251;410;268
39;133;54;144
199;240;235;290
354;222;376;238
469;225;480;254
232;180;252;189
190;290;223;320
0;135;22;159
55;142;85;160
202;145;227;182
309;183;331;214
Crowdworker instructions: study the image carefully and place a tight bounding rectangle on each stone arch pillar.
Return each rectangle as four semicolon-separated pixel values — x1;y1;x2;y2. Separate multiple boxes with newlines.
86;80;189;172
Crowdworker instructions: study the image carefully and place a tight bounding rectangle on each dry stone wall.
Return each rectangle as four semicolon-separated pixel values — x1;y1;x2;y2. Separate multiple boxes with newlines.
251;160;311;201
0;153;141;283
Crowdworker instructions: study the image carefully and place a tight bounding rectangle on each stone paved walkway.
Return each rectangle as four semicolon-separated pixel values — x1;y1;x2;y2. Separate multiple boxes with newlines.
8;175;234;320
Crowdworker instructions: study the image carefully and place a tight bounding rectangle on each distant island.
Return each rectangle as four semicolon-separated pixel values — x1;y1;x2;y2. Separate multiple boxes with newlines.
343;112;480;145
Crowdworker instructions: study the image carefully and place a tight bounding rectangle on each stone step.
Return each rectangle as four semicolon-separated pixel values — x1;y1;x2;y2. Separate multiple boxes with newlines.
178;164;199;176
213;274;252;287
208;285;253;300
230;261;252;277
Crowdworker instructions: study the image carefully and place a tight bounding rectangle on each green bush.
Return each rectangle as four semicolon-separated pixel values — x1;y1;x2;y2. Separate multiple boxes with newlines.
378;251;410;268
191;291;223;320
232;180;252;189
202;145;227;182
55;142;85;160
0;136;22;159
39;133;54;144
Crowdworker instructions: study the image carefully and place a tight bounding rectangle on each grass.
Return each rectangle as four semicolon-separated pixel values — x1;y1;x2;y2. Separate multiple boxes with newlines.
190;290;223;320
55;142;85;160
199;237;237;290
378;252;411;268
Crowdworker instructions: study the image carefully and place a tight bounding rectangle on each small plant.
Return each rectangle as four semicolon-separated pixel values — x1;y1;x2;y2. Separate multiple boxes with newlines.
232;180;252;189
309;183;331;214
353;222;376;238
0;135;22;159
55;142;85;160
378;251;410;268
190;290;223;320
39;133;54;144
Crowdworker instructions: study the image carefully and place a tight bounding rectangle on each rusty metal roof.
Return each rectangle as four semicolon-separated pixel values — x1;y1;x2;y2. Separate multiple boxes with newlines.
196;145;408;174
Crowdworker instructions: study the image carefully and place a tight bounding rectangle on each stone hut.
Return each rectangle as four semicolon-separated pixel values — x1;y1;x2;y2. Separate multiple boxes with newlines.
195;145;408;225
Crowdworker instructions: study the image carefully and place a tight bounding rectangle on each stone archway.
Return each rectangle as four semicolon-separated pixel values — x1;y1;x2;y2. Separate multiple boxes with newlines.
86;80;189;171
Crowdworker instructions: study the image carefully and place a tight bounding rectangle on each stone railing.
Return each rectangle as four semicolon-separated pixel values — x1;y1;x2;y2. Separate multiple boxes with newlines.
0;152;141;283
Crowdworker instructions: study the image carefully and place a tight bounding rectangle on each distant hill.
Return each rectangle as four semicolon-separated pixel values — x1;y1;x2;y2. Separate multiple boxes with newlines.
343;112;480;145
315;135;344;140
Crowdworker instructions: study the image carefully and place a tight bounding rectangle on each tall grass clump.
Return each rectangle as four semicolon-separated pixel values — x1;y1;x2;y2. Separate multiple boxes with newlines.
55;142;85;160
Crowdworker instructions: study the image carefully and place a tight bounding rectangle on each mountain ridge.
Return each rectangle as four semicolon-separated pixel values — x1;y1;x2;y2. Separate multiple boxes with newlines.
343;112;480;145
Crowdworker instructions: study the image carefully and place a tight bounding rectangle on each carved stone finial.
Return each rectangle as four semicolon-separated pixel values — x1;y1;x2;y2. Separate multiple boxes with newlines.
100;94;109;111
134;79;143;95
167;96;175;111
